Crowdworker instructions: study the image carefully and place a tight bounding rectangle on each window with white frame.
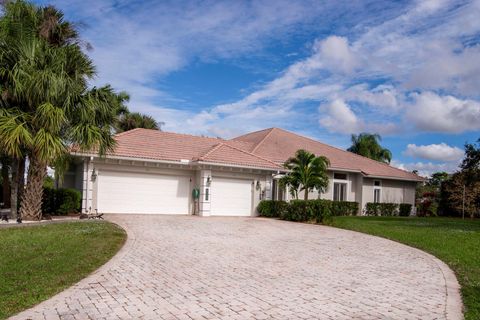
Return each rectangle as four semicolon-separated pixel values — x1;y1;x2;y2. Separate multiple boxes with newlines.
373;180;381;203
333;172;348;201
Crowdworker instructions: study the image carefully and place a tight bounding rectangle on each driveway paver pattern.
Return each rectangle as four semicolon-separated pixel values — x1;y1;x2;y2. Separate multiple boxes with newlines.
11;215;462;320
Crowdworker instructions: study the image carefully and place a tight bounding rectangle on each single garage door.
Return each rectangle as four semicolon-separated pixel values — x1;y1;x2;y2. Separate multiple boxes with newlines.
97;171;190;214
210;177;253;216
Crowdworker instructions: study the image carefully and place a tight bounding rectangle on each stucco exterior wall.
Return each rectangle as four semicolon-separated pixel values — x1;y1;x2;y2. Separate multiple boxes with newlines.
361;177;417;214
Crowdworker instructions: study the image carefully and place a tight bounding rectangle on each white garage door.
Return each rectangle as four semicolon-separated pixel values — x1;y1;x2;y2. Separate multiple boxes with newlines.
97;171;190;214
210;177;253;216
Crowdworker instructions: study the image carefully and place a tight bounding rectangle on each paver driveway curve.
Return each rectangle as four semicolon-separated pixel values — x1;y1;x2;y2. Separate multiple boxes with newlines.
11;215;462;320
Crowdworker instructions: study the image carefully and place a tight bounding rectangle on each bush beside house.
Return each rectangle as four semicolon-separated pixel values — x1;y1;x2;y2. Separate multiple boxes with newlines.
258;199;359;223
259;200;414;221
42;187;81;215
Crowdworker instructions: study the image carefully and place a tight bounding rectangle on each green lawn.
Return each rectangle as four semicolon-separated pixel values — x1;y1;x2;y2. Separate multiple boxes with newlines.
0;221;126;319
330;216;480;320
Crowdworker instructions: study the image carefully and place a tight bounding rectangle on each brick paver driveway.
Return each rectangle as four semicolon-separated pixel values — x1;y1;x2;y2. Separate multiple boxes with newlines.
12;215;462;320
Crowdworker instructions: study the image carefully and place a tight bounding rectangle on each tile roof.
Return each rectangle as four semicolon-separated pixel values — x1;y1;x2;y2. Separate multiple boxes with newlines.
79;128;281;170
233;128;424;181
76;127;423;181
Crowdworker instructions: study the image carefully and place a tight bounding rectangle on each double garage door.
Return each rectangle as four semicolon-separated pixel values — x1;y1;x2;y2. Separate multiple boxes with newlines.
97;171;191;214
97;171;253;216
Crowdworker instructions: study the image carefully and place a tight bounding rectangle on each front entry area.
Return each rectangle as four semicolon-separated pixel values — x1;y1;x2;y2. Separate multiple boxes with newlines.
210;177;253;216
97;170;191;214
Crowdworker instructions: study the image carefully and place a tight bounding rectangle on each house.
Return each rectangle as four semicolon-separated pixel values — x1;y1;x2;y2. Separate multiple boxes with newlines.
64;127;423;216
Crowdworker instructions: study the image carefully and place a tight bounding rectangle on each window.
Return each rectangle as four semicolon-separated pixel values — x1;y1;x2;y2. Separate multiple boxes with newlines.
333;182;347;201
373;180;381;203
374;188;381;203
334;173;347;180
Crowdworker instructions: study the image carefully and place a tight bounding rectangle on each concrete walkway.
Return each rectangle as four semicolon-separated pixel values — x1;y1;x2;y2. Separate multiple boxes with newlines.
11;215;463;320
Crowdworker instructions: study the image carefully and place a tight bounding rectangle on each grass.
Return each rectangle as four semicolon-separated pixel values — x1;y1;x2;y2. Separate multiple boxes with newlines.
0;221;126;319
330;216;480;320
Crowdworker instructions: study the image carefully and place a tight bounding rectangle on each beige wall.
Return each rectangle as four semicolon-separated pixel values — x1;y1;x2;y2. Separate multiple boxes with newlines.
361;178;417;214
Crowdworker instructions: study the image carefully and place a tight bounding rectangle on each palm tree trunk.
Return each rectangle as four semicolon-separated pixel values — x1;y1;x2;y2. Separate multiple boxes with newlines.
1;158;10;208
304;189;309;201
10;157;26;220
10;158;19;218
19;156;46;221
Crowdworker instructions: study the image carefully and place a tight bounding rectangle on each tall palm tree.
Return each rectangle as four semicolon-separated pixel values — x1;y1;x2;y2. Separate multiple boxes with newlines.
0;1;118;220
281;149;330;201
117;112;160;132
347;133;392;164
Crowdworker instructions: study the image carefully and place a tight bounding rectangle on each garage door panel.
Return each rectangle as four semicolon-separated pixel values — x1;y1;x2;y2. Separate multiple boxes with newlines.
210;177;252;216
97;171;190;214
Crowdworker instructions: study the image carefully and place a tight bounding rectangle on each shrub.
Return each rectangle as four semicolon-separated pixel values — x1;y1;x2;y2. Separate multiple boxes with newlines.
365;203;399;216
257;200;275;217
42;187;81;215
399;203;412;216
310;199;332;223
257;200;288;218
283;200;314;222
259;199;358;224
331;201;359;216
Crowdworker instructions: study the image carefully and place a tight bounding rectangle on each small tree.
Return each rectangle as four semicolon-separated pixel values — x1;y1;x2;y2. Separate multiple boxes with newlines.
282;149;330;201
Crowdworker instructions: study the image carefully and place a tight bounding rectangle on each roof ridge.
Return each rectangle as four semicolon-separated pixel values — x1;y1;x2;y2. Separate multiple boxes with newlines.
120;128;225;142
197;143;225;161
222;142;283;168
251;128;276;153
271;128;419;178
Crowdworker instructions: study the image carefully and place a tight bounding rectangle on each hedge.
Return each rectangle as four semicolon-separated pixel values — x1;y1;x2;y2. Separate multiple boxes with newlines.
399;203;412;216
257;200;288;218
331;201;359;216
257;199;358;223
42;187;81;215
364;202;413;216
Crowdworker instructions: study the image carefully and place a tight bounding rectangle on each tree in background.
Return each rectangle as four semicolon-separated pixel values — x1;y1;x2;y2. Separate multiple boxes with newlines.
280;149;330;201
347;133;392;164
116;111;160;132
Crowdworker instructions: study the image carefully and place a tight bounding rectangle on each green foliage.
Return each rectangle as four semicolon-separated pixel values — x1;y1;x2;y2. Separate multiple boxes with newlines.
399;203;412;216
347;133;392;163
116;112;160;132
330;201;359;216
257;200;288;218
365;202;399;216
258;199;356;223
42;187;81;215
282;149;330;201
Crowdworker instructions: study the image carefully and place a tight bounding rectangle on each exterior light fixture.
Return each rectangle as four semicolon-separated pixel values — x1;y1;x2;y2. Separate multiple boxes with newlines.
91;168;97;182
206;176;211;186
256;181;261;190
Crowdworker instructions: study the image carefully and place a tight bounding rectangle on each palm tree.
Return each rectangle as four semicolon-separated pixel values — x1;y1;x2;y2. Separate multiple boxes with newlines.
281;149;330;201
347;133;392;164
0;1;118;220
117;112;159;132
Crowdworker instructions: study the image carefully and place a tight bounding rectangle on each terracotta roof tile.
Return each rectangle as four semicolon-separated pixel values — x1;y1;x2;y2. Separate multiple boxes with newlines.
197;143;282;170
75;128;423;181
233;128;423;181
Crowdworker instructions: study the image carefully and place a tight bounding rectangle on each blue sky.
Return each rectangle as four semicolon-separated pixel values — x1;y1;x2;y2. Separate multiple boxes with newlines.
33;0;480;176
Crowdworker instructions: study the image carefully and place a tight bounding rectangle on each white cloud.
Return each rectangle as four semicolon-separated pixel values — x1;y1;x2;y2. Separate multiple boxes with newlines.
319;99;360;133
315;36;358;73
404;143;464;162
406;92;480;133
392;160;459;177
36;0;480;139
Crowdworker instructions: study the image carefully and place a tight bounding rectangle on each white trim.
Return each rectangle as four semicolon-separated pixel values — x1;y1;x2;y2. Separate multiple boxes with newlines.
373;180;382;203
332;172;350;201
